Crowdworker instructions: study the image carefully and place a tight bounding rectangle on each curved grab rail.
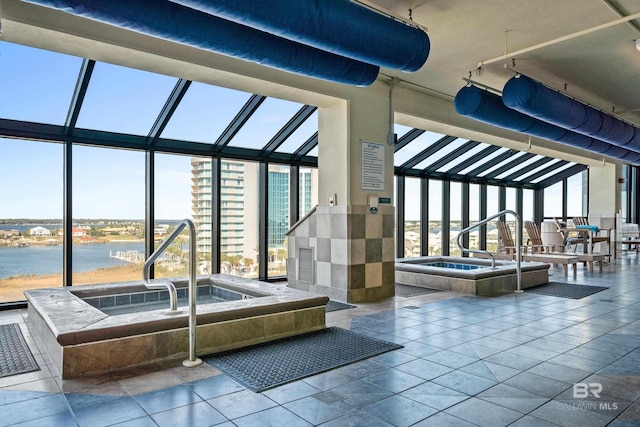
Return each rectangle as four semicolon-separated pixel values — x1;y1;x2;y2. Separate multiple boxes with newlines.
456;209;523;293
142;219;202;367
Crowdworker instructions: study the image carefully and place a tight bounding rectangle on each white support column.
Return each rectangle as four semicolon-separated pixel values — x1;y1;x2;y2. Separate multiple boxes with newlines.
287;81;396;302
588;162;623;257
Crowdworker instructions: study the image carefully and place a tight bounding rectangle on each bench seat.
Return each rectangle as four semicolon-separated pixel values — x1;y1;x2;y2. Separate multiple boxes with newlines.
522;253;578;276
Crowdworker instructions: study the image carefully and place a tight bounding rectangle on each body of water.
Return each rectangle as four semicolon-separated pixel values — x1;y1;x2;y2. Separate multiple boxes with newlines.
0;241;145;279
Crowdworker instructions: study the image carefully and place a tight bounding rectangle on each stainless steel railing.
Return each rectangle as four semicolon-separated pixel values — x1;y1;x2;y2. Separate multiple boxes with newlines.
456;209;523;293
142;219;202;367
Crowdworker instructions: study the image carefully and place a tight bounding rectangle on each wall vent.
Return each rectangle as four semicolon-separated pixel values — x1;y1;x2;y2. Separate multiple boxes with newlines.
298;247;313;284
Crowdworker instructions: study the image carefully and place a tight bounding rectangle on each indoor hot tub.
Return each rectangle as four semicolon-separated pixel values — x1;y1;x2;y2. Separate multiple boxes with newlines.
395;256;549;295
25;274;328;379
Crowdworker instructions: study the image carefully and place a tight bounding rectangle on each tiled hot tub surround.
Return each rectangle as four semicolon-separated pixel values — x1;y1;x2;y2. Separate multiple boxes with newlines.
25;274;328;379
395;256;550;295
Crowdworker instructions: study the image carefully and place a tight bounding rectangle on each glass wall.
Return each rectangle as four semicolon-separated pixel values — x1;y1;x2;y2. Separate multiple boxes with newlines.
0;139;63;302
428;180;442;255
1;37;605;305
72;145;145;285
505;187;518;243
268;164;290;277
544;181;563;220
449;182;462;256
486;186;500;252
567;171;586;219
469;184;480;250
155;154;212;279
404;178;421;257
299;167;318;217
220;159;259;278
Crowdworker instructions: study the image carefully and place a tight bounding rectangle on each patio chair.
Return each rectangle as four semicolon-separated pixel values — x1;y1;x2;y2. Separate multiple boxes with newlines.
553;217;587;252
524;221;558;253
572;217;612;259
494;220;527;259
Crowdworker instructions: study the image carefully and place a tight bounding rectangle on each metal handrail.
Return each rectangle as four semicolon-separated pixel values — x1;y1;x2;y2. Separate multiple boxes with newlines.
456;209;523;293
142;219;202;367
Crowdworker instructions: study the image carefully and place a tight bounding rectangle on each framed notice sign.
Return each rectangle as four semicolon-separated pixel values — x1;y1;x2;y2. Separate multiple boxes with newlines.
361;141;385;191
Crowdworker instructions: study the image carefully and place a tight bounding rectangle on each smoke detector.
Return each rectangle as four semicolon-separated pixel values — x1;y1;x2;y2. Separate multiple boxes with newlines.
636;39;640;52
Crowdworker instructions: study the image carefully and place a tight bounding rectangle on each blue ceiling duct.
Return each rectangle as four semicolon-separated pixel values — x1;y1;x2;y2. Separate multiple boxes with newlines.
22;0;379;86
503;75;640;151
454;85;640;165
170;0;430;72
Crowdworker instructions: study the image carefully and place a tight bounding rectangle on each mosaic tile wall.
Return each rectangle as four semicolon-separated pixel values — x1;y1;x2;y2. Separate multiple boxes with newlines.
287;204;395;303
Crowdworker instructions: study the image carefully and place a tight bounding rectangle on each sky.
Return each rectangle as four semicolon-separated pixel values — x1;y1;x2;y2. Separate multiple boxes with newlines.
0;41;311;220
0;40;582;221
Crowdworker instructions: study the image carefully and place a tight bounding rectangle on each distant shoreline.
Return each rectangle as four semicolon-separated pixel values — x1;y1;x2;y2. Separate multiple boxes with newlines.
0;263;147;303
0;237;143;248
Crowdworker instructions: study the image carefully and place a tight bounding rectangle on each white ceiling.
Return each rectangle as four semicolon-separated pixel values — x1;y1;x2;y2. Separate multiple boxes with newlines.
369;0;640;126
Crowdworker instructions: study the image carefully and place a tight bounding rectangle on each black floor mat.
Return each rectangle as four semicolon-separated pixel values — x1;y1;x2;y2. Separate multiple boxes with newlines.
326;300;355;312
0;324;39;378
525;282;609;299
396;283;442;298
205;327;402;392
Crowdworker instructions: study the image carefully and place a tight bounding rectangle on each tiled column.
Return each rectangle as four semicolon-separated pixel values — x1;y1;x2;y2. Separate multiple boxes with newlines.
288;82;395;302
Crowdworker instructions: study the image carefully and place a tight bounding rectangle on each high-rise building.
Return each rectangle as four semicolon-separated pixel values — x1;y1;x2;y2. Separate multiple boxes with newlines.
268;165;290;249
191;159;258;262
192;160;316;264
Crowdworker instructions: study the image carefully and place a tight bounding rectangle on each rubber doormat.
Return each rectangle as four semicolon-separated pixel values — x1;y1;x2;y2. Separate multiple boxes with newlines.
525;282;609;299
205;327;402;392
396;284;442;298
326;300;355;312
0;324;39;378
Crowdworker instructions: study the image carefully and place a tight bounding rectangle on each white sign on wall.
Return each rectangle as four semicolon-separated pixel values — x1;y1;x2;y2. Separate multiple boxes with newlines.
361;141;385;191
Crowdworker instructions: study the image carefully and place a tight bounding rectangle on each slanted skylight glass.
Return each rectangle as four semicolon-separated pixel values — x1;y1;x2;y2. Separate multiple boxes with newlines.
494;154;545;180
477;151;526;177
275;111;318;154
531;162;576;183
307;146;319;157
161;82;251;143
516;158;563;181
457;147;510;175
75;62;177;136
436;142;490;173
0;41;82;125
394;124;412;139
227;98;304;149
394;131;446;167
413;138;467;170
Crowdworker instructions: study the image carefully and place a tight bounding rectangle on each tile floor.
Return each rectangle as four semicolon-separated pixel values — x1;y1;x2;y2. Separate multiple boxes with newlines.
1;254;639;426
